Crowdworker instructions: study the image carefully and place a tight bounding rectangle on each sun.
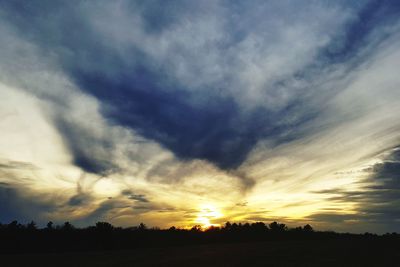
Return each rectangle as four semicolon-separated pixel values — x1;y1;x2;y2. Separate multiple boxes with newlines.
195;204;223;229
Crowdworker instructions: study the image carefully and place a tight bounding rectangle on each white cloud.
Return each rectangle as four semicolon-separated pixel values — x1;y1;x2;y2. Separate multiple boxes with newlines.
85;0;355;110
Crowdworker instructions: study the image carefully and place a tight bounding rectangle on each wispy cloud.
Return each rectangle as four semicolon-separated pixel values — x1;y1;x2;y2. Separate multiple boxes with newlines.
309;147;400;233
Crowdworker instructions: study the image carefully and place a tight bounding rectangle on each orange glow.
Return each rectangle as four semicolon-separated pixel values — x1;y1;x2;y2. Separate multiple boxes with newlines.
195;204;223;229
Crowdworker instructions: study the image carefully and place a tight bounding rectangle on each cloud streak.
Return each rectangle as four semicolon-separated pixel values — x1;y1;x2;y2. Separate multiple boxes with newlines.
309;147;400;233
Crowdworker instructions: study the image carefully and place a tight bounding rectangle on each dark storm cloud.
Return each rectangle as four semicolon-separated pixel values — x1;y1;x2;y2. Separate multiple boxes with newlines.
128;195;149;203
54;116;116;174
320;0;400;63
134;0;201;33
67;180;93;207
65;53;316;170
68;193;89;206
1;1;399;174
311;147;400;232
306;213;360;225
121;189;149;203
0;1;351;171
0;185;54;224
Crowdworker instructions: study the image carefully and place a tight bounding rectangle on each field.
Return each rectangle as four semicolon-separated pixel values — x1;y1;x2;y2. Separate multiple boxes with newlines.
2;239;399;267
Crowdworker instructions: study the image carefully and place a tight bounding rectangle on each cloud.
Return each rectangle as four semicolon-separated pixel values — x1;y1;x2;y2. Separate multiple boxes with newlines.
0;0;371;169
121;189;149;203
309;147;400;233
0;185;55;224
1;0;400;232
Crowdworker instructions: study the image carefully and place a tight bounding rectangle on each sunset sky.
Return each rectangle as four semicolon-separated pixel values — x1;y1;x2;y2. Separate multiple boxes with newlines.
1;0;400;233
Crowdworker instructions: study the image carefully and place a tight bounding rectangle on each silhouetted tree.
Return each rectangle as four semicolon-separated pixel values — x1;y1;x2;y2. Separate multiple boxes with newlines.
61;221;74;231
269;221;287;232
46;221;54;230
243;222;251;229
251;222;268;231
138;223;147;231
95;221;114;231
190;225;202;232
303;224;313;232
0;218;398;255
231;223;239;231
27;221;37;231
7;220;22;230
206;225;220;232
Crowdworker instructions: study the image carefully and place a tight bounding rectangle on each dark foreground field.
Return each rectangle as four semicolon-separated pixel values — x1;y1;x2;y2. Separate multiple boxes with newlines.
2;239;400;267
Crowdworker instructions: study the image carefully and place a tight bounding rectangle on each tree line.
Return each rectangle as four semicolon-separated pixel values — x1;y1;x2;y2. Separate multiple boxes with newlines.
0;220;399;253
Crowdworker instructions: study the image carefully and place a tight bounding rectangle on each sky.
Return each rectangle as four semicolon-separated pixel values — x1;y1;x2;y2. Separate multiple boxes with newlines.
0;0;400;233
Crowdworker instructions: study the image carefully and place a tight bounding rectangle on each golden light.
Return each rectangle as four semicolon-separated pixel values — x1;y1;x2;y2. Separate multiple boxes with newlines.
93;178;121;197
195;204;223;229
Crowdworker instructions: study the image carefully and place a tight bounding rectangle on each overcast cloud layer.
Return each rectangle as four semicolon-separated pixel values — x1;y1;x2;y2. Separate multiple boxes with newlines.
1;0;400;233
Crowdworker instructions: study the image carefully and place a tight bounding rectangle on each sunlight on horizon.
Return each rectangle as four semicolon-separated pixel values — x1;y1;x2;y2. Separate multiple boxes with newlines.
195;204;223;229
